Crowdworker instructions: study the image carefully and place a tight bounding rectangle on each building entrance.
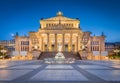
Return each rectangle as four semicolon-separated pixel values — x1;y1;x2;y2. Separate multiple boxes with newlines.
65;44;68;51
51;44;55;51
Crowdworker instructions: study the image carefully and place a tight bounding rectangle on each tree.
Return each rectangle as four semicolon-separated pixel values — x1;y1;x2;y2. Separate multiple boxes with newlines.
111;47;120;59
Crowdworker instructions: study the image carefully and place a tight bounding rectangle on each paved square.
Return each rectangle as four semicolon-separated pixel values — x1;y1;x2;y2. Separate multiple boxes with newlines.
9;65;41;69
46;65;73;69
0;60;120;83
77;65;111;69
0;65;8;68
0;70;32;81
30;70;88;81
86;70;120;81
111;65;120;68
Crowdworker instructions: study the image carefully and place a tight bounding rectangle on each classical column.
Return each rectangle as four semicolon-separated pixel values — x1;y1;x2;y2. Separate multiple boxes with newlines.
76;36;78;52
62;34;64;51
47;33;49;51
78;34;80;51
55;34;57;52
39;37;41;51
41;37;43;51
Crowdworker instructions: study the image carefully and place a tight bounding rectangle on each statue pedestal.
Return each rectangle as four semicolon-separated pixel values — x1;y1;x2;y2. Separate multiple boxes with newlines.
55;52;65;59
54;52;65;64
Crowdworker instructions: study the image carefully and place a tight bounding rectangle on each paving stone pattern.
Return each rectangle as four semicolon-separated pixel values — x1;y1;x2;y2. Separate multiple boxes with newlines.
0;60;120;83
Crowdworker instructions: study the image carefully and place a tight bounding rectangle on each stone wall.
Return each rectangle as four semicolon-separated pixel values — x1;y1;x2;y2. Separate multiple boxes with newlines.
79;51;108;60
87;55;108;60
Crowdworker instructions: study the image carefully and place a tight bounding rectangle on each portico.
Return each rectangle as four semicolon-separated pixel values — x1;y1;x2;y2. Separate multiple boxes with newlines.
39;33;80;52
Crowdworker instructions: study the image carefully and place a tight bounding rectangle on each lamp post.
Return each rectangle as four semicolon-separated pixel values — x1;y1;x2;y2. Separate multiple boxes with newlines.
114;49;120;56
0;49;7;59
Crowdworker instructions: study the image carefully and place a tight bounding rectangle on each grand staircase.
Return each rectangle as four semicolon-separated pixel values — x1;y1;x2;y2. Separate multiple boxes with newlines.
38;52;82;60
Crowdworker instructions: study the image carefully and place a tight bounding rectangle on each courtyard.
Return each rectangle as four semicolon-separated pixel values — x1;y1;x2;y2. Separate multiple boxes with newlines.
0;60;120;83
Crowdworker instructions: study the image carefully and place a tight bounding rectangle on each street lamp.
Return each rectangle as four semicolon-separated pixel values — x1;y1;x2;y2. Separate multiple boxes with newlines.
114;49;120;56
0;49;7;59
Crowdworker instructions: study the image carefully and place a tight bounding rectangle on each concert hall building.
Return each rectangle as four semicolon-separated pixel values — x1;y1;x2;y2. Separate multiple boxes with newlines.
15;11;105;53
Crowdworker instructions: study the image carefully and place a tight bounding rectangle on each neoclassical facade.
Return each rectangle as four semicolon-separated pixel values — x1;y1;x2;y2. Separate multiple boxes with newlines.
15;11;105;53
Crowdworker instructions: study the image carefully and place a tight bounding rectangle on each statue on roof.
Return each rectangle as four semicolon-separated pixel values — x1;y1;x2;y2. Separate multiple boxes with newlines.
57;11;63;16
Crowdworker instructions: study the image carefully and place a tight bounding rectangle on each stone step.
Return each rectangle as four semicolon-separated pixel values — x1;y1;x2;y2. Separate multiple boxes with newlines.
38;52;81;60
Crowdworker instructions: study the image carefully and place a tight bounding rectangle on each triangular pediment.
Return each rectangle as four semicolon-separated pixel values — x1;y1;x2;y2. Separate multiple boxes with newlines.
40;11;80;29
43;16;78;21
42;11;78;21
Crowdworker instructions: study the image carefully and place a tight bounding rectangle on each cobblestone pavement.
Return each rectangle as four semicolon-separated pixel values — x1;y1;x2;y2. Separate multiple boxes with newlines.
0;60;120;83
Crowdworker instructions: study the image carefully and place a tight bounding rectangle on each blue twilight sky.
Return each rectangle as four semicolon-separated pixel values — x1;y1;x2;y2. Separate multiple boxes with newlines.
0;0;120;42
